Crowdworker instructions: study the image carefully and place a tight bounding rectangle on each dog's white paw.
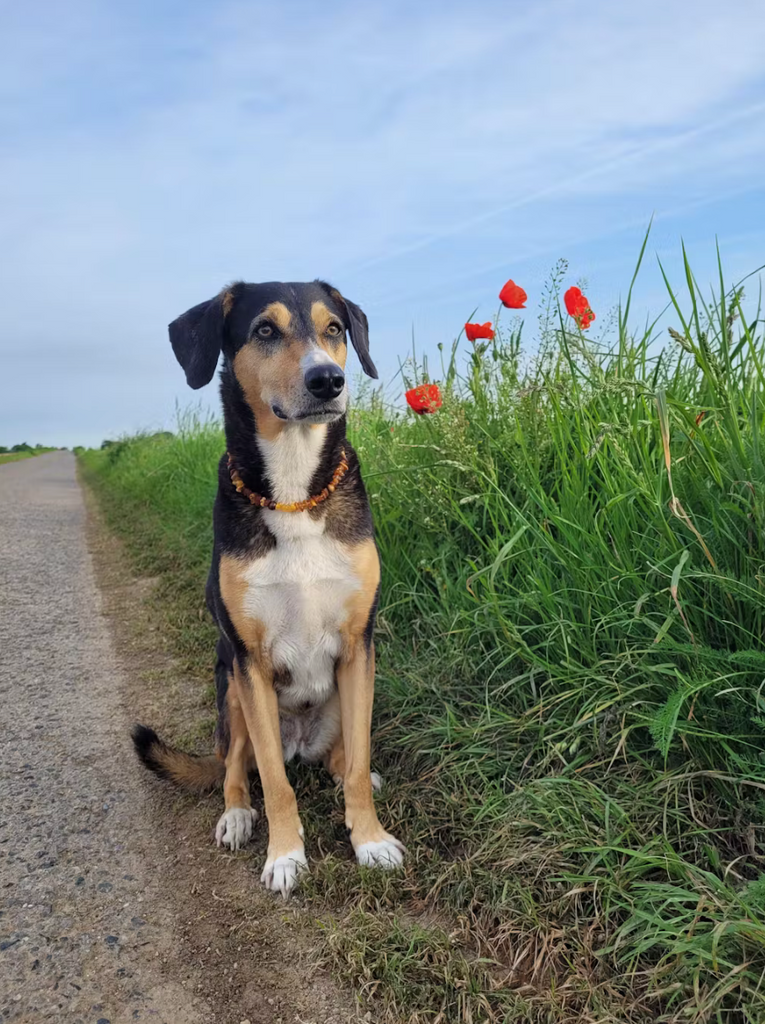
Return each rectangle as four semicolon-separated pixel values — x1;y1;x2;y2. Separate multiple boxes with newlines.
215;807;258;851
355;836;406;869
261;848;308;898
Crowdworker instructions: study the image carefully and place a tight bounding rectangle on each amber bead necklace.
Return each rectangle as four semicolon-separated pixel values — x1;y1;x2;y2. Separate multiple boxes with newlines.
227;449;348;513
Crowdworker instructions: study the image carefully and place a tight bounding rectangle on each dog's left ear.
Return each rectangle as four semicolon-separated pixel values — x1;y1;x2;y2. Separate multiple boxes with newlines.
169;288;236;389
343;297;378;379
320;283;378;379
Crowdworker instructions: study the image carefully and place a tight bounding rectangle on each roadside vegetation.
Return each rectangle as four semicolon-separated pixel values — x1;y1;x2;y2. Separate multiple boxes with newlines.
0;443;58;464
80;240;765;1023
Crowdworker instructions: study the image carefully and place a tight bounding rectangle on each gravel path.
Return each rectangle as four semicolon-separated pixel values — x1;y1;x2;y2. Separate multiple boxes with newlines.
0;453;212;1024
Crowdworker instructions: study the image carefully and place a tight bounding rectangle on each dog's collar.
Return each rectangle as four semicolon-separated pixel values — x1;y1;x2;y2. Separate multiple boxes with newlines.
226;449;349;513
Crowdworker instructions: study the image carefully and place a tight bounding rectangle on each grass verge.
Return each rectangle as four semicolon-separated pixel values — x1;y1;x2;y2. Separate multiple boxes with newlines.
80;241;765;1023
0;448;56;465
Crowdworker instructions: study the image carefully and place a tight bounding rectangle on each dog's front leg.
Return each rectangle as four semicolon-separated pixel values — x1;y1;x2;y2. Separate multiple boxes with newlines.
336;644;405;869
234;661;307;897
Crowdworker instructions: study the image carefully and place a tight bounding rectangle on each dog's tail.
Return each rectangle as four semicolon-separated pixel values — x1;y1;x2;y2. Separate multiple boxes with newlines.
131;724;225;792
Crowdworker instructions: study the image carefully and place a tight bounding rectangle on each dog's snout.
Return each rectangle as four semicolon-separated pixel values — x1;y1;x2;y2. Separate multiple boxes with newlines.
304;364;345;401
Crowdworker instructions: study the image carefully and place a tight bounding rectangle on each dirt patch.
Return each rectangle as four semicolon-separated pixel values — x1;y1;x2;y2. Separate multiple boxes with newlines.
82;478;360;1024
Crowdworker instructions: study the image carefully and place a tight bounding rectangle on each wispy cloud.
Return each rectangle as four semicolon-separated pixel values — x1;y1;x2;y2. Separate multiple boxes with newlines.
2;0;765;445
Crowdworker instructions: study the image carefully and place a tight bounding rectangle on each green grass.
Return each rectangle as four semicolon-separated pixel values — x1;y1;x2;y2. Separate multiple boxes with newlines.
80;240;765;1022
0;448;55;464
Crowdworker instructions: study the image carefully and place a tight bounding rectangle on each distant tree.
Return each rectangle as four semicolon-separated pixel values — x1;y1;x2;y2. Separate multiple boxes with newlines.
100;439;115;449
11;443;32;452
0;446;7;453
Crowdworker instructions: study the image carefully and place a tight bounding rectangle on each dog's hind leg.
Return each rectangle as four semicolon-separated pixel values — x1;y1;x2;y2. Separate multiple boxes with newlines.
215;686;258;852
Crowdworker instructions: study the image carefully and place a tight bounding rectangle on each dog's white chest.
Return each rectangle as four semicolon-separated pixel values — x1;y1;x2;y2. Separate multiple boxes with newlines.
240;526;358;706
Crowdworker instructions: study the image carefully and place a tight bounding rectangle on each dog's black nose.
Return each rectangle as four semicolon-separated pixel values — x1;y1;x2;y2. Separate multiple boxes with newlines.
304;364;345;401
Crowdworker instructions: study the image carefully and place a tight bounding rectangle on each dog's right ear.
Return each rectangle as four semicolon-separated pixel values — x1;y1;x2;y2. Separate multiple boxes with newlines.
169;288;236;389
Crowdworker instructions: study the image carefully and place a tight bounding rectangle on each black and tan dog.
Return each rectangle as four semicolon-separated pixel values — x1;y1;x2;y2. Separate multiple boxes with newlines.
132;281;404;896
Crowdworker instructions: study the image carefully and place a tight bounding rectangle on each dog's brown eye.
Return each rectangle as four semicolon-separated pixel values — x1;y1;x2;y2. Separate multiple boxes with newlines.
256;323;273;339
326;323;343;337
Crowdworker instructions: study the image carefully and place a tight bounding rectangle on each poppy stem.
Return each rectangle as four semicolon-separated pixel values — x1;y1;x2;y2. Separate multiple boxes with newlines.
493;301;503;338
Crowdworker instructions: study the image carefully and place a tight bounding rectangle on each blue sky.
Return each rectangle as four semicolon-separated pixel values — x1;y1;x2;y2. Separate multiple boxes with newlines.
2;0;765;447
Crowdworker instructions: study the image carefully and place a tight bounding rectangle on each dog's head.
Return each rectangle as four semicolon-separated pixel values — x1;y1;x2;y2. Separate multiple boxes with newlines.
169;280;377;433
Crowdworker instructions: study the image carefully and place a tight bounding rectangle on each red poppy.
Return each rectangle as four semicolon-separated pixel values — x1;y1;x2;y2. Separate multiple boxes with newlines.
564;286;587;317
564;286;595;330
499;279;527;308
465;321;495;342
405;383;442;415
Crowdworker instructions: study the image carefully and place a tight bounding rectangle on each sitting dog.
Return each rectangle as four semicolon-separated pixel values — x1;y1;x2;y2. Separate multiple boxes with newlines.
133;280;405;896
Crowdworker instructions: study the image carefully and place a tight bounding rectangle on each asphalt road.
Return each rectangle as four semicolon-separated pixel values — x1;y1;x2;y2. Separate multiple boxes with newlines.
0;453;211;1024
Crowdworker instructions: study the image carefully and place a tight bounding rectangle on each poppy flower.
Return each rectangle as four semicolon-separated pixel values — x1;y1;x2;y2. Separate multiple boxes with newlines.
465;321;495;342
499;279;527;308
405;383;442;415
564;286;587;317
564;286;595;330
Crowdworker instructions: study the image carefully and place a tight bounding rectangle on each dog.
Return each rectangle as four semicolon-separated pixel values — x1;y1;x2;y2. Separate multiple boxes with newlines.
132;280;405;896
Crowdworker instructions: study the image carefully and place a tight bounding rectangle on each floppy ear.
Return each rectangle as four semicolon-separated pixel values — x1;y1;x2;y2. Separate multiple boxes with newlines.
343;297;378;379
168;293;228;389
